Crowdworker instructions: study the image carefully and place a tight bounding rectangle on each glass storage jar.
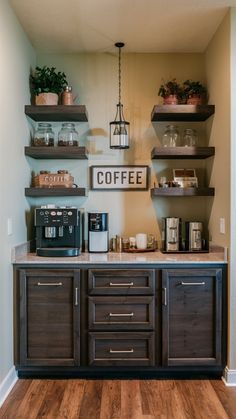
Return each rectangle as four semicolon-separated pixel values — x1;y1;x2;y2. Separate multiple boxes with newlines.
162;125;180;147
58;123;79;146
183;128;198;147
33;123;55;146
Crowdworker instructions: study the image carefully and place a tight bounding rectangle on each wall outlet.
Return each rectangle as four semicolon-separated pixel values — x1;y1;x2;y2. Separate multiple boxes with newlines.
7;217;13;236
220;217;225;234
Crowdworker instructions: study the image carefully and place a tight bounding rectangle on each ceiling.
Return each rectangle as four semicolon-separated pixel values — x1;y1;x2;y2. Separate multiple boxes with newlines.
10;0;236;53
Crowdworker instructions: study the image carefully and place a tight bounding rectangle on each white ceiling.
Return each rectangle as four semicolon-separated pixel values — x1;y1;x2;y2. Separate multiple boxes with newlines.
10;0;236;53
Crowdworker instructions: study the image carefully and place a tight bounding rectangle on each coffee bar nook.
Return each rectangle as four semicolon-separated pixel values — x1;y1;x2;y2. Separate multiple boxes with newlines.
12;52;228;381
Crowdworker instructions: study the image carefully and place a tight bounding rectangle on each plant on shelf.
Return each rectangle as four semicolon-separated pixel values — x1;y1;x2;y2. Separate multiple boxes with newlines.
158;78;182;105
30;66;68;105
183;79;207;105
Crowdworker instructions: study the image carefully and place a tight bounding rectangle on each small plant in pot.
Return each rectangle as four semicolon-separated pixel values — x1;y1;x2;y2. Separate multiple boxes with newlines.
30;66;68;105
183;79;207;105
158;78;181;105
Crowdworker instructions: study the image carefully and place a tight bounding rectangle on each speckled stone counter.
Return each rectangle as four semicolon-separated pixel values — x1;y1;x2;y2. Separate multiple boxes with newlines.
12;248;227;265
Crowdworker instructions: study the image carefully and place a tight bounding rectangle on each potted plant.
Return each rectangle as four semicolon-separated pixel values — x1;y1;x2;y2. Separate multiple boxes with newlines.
30;66;68;105
183;79;207;105
158;78;181;105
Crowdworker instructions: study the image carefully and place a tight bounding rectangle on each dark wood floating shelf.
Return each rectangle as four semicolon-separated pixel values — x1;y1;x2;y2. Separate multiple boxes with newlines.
151;105;215;122
151;187;215;197
25;105;88;122
25;187;86;197
151;146;215;160
24;146;88;159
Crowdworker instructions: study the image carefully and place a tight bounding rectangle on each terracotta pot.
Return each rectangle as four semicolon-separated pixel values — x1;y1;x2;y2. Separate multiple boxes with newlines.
35;92;59;106
187;95;202;105
163;95;178;105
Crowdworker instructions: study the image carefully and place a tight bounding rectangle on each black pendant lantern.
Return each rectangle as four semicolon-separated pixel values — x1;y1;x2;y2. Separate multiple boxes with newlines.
110;42;130;149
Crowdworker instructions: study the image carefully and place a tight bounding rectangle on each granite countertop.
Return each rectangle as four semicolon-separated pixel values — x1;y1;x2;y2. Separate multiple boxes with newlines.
12;247;227;265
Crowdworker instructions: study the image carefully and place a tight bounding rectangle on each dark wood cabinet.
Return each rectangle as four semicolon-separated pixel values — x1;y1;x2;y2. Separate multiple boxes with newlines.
17;269;80;366
162;268;223;367
14;264;226;376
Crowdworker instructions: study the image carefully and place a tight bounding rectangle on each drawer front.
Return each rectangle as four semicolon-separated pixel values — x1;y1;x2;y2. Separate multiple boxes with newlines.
88;269;155;295
88;296;154;330
89;332;155;366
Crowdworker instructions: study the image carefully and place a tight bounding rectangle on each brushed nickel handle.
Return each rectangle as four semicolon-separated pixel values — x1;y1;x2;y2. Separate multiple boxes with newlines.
75;287;78;306
162;287;167;306
37;282;63;286
109;349;134;354
109;312;134;317
180;281;206;286
109;282;134;287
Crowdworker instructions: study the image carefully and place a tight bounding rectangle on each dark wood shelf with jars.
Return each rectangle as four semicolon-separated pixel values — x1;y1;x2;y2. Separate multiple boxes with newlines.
25;105;88;122
24;146;88;159
25;187;86;197
151;187;215;197
151;104;215;122
151;146;215;160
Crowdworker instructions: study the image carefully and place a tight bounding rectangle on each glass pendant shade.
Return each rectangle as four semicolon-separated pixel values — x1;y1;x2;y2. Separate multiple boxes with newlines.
109;42;130;149
110;103;130;149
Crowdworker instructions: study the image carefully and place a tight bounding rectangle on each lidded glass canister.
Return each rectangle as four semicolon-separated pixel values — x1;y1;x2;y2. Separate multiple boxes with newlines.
162;125;180;147
183;128;198;147
33;123;55;146
58;123;79;146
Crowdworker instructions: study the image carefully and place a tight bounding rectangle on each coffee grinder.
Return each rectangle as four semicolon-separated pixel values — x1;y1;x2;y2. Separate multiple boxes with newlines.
162;217;181;252
88;212;109;252
35;207;81;257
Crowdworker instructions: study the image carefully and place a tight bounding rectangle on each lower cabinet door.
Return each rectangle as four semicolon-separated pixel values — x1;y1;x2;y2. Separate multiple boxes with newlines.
18;269;80;367
162;268;223;367
88;332;155;366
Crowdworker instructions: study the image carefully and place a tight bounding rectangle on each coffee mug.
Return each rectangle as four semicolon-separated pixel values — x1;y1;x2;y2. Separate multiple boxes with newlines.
136;233;147;250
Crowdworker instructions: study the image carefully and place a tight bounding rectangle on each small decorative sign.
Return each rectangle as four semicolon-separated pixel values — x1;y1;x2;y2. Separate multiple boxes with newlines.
90;165;149;190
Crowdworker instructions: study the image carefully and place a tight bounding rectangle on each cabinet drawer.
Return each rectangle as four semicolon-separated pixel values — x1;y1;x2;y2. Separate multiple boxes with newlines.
88;269;155;295
88;296;154;330
88;332;155;366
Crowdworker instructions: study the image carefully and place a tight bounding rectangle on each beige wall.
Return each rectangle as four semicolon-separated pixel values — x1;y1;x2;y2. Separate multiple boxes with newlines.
205;12;230;247
36;52;208;242
0;0;35;388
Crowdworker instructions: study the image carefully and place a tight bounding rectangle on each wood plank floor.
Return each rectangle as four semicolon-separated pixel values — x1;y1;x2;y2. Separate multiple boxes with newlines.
0;379;236;418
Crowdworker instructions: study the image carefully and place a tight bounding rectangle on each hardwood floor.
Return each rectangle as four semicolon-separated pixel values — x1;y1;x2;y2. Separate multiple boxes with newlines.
0;379;236;418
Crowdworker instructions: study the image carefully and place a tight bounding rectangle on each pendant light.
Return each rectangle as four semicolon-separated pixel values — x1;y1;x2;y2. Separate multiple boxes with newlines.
110;42;130;149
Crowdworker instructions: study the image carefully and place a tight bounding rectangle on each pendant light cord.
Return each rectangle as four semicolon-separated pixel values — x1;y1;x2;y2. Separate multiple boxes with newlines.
118;45;121;104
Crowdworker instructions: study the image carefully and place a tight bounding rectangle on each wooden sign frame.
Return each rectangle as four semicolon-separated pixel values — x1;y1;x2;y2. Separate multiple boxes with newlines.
90;165;149;191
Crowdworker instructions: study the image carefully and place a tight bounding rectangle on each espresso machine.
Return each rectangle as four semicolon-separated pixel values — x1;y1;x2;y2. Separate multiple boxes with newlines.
88;212;109;252
185;221;203;251
35;207;81;257
162;217;181;252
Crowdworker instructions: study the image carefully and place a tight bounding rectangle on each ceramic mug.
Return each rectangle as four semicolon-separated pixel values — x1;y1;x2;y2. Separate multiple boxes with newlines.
136;233;147;250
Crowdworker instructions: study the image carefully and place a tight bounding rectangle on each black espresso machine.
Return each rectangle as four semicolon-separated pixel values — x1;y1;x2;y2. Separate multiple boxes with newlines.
35;207;81;257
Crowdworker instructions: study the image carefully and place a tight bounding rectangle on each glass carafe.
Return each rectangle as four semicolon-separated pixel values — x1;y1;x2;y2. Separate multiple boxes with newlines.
162;125;180;147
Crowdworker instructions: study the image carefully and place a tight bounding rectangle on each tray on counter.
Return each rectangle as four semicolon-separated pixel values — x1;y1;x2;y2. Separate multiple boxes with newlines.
161;249;209;254
123;247;157;253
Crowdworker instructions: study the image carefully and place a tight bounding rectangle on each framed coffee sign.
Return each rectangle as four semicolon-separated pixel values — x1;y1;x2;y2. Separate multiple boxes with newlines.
90;165;149;190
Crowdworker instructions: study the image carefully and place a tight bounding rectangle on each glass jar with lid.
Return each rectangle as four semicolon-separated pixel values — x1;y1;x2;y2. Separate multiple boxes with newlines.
183;128;198;147
58;123;79;146
33;123;55;146
162;125;180;147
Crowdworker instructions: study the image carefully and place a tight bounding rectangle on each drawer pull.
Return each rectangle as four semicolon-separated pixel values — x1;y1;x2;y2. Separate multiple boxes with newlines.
37;282;63;286
109;282;134;287
109;349;134;354
180;281;206;286
109;312;134;317
75;287;78;306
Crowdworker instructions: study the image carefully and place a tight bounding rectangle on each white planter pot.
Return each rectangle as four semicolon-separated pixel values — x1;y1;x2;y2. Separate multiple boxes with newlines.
35;92;58;105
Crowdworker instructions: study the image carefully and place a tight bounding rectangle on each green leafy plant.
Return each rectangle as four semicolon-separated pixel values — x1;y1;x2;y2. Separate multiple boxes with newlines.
30;66;68;96
158;78;181;98
183;79;207;97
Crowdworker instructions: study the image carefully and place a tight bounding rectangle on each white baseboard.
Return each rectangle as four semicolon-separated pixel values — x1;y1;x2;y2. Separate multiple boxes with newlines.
222;366;236;386
0;366;18;407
